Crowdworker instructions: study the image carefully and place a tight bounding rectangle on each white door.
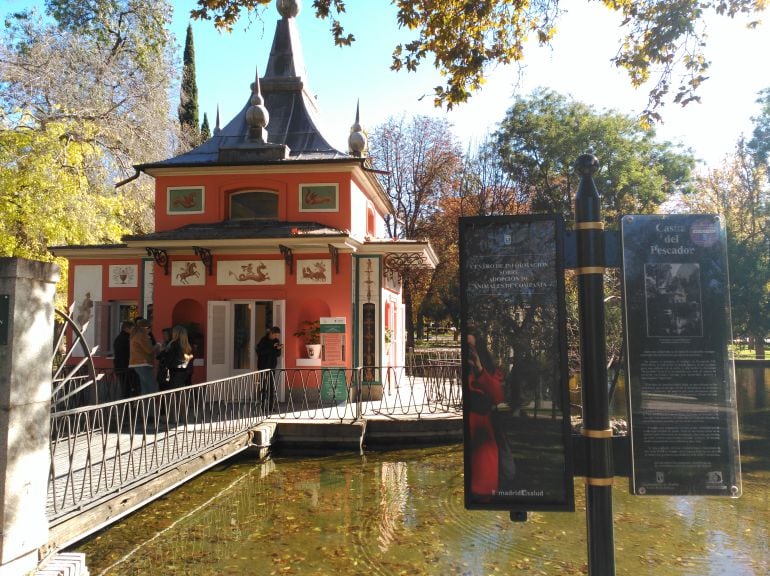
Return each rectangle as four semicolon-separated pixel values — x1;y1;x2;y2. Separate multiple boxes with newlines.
207;301;231;381
232;301;257;375
272;300;286;401
207;300;285;382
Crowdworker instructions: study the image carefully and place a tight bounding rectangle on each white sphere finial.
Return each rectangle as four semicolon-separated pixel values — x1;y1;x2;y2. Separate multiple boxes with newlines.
277;0;300;19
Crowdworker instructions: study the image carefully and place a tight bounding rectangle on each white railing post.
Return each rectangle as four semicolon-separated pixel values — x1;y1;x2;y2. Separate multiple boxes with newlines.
0;258;59;575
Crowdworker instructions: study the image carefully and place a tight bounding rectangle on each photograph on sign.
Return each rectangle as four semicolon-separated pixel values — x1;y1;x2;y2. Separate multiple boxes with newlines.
621;214;741;497
644;263;703;337
460;215;573;511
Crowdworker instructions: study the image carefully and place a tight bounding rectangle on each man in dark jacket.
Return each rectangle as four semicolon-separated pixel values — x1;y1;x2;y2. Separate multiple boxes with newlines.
113;320;134;398
256;326;282;412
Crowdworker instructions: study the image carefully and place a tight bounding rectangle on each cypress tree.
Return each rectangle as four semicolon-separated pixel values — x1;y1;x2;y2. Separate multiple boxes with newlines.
178;23;199;147
201;112;211;142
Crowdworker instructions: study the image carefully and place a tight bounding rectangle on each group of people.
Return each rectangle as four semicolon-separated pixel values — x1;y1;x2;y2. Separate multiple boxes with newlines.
113;318;194;398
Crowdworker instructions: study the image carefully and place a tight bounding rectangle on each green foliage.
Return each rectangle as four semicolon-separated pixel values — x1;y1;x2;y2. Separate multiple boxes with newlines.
727;233;770;352
681;139;770;354
494;89;695;223
0;116;131;259
748;87;770;168
201;112;211;142
44;0;172;72
416;91;694;365
179;23;200;149
293;320;320;344
0;0;177;260
190;0;767;119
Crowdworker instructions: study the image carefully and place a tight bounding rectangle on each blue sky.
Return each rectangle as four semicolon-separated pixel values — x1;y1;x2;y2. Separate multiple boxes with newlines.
169;1;770;169
6;1;769;168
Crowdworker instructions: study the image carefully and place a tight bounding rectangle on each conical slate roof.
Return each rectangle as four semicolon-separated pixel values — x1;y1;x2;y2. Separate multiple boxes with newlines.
139;8;349;169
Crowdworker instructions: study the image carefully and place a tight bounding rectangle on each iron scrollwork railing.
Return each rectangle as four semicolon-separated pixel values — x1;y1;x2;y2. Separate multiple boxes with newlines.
48;371;271;521
47;362;462;521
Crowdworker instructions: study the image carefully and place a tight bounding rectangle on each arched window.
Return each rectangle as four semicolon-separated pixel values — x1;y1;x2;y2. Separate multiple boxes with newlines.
229;190;279;220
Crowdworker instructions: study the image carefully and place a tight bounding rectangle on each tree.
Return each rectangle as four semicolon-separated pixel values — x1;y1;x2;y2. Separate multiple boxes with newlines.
0;116;131;260
0;1;178;259
494;89;695;224
178;23;201;149
201;112;212;142
681;139;770;357
368;115;463;346
454;137;528;217
491;90;695;374
190;0;767;120
417;136;527;332
748;88;770;168
369;115;461;240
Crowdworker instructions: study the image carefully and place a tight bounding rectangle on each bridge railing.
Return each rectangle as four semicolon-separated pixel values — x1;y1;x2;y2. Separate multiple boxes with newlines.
48;371;270;522
263;364;462;420
48;363;462;521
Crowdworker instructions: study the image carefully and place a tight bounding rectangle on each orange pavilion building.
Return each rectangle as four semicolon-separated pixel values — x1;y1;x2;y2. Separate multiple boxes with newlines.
50;1;437;390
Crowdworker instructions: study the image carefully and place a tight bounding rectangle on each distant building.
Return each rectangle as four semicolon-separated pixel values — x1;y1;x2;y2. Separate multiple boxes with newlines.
50;1;437;390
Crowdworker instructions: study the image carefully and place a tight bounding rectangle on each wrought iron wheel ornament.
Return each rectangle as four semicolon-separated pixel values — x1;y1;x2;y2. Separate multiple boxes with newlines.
51;306;99;409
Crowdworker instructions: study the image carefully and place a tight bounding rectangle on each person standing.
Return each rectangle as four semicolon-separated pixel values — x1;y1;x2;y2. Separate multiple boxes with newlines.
129;318;159;396
256;326;282;412
156;328;173;391
167;325;194;388
113;320;134;399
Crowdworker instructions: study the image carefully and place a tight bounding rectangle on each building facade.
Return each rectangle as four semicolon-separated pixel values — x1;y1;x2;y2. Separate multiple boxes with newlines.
50;1;437;389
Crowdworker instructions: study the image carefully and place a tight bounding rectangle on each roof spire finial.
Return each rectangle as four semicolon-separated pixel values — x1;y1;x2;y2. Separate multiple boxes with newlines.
246;66;269;143
348;99;366;157
277;0;300;19
213;104;221;136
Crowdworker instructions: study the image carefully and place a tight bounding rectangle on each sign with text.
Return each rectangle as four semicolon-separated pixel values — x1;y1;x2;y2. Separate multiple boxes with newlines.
621;214;741;497
460;215;573;512
321;317;346;402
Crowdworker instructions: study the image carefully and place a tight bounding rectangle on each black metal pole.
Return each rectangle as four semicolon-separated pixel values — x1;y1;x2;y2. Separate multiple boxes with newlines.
574;153;616;575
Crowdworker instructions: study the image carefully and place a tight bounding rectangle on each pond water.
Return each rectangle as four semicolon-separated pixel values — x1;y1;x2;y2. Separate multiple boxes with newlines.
76;411;769;576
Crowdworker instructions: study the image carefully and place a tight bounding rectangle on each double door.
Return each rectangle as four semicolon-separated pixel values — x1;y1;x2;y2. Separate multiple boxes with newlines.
207;300;285;381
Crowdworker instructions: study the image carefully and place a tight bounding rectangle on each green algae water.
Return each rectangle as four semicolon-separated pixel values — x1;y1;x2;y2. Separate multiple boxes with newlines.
75;411;769;576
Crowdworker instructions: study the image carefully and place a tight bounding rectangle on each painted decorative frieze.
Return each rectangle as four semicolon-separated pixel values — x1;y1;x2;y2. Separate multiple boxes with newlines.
108;264;138;287
217;260;285;285
297;259;332;284
172;261;205;286
299;183;338;212
167;187;204;214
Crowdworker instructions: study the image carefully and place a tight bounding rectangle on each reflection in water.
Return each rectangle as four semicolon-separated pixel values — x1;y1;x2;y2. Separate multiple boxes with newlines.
73;442;769;576
377;462;409;553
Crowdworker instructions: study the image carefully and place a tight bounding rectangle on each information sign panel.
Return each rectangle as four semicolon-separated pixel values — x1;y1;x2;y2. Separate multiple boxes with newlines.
321;317;346;403
460;215;574;511
621;214;741;496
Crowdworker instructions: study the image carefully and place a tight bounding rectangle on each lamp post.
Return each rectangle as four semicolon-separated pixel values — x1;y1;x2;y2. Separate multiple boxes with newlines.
574;153;616;575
